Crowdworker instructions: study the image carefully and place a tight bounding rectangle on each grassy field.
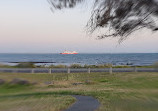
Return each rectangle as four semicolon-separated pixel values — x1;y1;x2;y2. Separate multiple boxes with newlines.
0;72;158;111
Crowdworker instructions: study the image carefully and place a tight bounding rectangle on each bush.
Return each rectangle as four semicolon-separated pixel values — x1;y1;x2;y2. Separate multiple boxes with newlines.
16;62;36;68
84;64;112;68
49;65;67;68
0;79;5;85
10;78;30;85
113;65;131;68
153;62;158;69
70;64;82;68
0;64;12;68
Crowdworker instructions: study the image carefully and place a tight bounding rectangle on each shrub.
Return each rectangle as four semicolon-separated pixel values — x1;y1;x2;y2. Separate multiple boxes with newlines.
84;64;112;68
113;65;131;68
0;79;5;85
16;62;36;68
10;78;30;85
0;64;12;68
49;65;67;68
153;62;158;69
70;64;82;68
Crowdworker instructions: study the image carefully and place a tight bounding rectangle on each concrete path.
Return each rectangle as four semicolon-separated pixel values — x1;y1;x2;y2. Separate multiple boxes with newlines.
64;95;100;111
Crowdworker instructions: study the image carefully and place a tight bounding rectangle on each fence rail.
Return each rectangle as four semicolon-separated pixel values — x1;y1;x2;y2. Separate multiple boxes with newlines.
0;68;157;74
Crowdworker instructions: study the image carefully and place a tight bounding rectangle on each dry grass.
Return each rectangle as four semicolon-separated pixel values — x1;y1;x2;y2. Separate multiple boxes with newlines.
0;72;158;111
0;95;75;111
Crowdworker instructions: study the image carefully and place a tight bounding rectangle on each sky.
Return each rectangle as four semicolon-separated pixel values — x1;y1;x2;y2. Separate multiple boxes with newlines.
0;0;158;53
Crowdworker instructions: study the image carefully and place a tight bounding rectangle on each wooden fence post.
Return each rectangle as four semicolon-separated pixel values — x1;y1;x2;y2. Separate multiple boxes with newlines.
31;68;34;74
67;68;70;80
88;68;91;73
109;67;113;74
49;68;52;74
67;68;70;74
134;66;137;72
13;69;17;73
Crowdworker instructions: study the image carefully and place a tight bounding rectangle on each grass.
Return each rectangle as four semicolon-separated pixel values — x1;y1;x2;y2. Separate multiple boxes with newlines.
0;84;33;95
0;95;75;111
0;72;158;111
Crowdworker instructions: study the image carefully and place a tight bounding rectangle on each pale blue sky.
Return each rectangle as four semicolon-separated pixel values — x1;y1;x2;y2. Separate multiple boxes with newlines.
0;0;158;53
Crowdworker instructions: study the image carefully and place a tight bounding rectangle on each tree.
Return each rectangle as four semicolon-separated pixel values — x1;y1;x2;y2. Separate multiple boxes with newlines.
47;0;84;10
48;0;158;42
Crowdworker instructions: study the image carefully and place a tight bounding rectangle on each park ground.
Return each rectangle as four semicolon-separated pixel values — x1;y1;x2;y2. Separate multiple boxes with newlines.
0;72;158;111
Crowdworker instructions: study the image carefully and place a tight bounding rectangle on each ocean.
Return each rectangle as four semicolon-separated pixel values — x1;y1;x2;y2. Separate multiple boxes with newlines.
0;53;158;66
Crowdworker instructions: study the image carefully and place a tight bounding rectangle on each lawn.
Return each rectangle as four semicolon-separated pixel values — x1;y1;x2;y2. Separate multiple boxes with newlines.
0;72;158;111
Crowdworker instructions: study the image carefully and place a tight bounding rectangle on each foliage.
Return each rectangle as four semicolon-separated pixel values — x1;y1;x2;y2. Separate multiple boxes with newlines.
84;64;112;68
16;62;36;68
49;64;67;68
48;0;158;42
70;64;82;68
0;64;13;68
48;0;84;10
0;79;5;85
153;62;158;69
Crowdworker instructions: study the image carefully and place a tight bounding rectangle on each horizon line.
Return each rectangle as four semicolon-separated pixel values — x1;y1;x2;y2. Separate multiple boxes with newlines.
0;52;158;54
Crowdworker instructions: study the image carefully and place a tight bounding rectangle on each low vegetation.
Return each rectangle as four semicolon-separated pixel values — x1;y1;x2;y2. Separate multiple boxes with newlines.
0;94;75;111
153;62;158;69
0;72;158;111
15;62;36;68
0;62;156;68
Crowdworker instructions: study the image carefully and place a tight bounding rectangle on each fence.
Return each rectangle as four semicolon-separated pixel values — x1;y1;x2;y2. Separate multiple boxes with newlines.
0;68;157;74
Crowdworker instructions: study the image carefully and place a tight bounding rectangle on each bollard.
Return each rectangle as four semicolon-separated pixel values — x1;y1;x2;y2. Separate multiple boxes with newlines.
88;68;91;74
109;67;112;74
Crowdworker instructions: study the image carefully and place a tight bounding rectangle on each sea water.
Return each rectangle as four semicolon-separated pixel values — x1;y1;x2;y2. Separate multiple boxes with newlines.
0;53;158;66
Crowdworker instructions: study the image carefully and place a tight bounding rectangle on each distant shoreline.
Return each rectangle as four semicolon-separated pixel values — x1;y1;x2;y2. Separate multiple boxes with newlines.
0;53;158;54
9;62;56;63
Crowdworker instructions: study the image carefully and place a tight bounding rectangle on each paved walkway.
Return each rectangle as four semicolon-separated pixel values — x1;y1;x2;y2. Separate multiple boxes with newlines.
64;95;100;111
